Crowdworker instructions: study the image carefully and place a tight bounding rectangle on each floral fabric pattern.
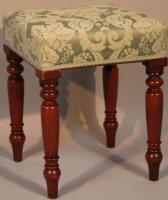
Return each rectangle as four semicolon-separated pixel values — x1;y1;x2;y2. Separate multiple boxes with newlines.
2;4;168;71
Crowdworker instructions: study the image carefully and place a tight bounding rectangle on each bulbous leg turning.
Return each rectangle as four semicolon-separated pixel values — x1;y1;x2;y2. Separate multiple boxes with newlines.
4;45;25;162
143;58;167;181
103;65;119;148
37;70;61;199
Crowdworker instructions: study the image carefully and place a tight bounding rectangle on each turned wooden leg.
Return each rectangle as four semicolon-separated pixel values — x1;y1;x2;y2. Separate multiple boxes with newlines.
4;45;25;162
103;64;119;148
143;58;167;181
36;70;61;199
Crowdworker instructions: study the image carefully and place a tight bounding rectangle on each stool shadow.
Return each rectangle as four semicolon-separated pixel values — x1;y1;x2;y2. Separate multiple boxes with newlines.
0;146;11;160
0;166;45;197
59;67;105;146
58;66;147;197
59;66;168;196
62;66;144;158
24;139;43;159
59;154;146;196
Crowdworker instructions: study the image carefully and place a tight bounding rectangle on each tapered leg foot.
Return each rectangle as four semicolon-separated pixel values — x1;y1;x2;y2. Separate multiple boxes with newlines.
4;45;25;162
9;131;25;162
103;65;119;148
36;70;61;199
146;148;162;181
143;58;167;181
44;167;60;199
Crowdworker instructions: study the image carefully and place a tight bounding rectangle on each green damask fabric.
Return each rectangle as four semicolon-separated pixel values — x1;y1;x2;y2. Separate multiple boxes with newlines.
2;4;168;71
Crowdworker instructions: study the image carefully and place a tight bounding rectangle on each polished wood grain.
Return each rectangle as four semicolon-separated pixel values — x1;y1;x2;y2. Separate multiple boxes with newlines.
143;57;167;181
103;64;119;148
4;45;25;162
36;69;61;199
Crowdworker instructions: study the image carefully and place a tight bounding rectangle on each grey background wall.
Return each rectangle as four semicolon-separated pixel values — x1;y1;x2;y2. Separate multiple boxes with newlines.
0;1;167;200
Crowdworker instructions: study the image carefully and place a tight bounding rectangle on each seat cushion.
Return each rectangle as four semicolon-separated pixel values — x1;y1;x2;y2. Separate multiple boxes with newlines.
3;4;168;71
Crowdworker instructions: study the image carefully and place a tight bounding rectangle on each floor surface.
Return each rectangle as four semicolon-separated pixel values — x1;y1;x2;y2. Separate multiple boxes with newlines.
0;111;168;200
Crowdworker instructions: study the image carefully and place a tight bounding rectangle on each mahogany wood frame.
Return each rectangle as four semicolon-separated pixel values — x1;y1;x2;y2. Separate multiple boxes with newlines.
103;64;119;148
143;58;167;180
36;69;61;199
3;45;168;198
4;45;25;162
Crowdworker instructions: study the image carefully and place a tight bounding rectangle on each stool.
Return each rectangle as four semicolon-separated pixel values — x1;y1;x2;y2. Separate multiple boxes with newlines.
2;4;168;199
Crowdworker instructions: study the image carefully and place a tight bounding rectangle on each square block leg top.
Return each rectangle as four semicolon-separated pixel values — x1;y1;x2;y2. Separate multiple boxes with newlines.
2;3;168;199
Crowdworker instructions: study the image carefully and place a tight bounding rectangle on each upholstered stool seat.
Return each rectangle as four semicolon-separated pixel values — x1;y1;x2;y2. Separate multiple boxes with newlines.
2;3;168;199
3;4;167;70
